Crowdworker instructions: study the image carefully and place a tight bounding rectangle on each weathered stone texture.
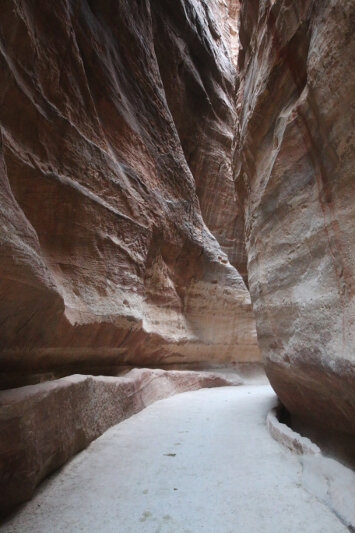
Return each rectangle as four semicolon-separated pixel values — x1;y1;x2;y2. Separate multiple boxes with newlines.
152;0;246;278
236;0;355;437
0;0;259;386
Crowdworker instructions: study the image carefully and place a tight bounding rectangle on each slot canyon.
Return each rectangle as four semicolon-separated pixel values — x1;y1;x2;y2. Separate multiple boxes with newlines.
0;0;354;531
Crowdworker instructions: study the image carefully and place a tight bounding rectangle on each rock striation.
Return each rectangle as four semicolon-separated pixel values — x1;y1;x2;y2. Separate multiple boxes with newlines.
0;0;259;387
236;1;355;441
152;0;247;279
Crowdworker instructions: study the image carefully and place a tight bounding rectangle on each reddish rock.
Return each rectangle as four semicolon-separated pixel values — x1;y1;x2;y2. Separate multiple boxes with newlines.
235;0;355;439
152;0;246;279
0;0;259;387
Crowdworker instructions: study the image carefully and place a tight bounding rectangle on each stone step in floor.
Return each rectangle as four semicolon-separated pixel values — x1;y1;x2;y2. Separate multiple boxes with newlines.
0;385;348;533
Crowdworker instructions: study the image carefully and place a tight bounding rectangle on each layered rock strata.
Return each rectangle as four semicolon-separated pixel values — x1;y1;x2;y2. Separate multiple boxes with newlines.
0;368;241;513
0;0;259;386
236;0;355;442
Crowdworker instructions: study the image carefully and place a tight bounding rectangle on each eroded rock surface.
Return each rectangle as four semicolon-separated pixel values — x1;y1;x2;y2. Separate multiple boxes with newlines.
236;1;355;438
152;0;246;278
0;0;259;386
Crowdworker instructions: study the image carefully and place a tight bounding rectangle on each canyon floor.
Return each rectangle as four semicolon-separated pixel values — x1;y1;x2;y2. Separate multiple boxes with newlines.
1;383;348;533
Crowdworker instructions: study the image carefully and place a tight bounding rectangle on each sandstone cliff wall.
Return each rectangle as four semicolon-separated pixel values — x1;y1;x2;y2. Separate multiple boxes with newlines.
0;0;258;387
236;0;355;437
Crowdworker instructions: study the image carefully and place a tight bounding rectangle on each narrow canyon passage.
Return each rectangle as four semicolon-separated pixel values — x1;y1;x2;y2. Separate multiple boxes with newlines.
0;0;354;529
1;385;348;533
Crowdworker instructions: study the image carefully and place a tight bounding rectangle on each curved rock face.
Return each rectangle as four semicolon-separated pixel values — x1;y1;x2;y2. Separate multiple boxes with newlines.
0;0;259;386
152;0;247;279
236;0;355;437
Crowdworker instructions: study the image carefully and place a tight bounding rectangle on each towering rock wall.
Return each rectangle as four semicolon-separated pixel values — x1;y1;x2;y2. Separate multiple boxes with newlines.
0;0;258;387
152;0;246;279
236;0;355;438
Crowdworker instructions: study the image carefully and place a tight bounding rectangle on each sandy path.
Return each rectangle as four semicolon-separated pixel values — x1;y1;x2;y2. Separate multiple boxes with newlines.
1;385;348;532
